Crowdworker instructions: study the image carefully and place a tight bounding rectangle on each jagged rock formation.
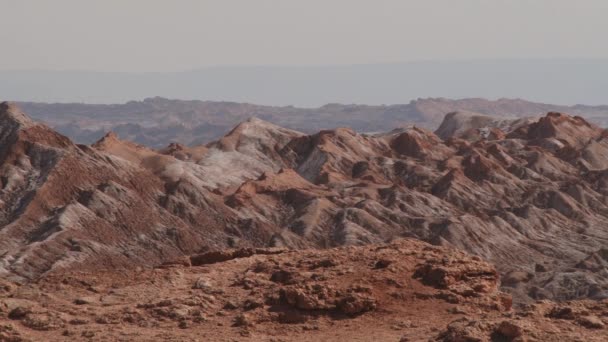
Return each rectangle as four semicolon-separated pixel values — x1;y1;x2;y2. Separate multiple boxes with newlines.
0;103;230;282
434;111;536;140
2;239;607;341
1;102;608;306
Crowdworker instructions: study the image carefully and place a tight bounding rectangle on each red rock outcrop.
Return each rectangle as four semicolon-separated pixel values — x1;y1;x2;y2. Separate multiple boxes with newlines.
1;239;607;341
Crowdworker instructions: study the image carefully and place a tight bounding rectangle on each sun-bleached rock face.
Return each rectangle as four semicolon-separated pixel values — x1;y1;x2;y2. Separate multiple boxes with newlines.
0;102;235;283
199;118;304;188
434;110;537;141
2;103;608;305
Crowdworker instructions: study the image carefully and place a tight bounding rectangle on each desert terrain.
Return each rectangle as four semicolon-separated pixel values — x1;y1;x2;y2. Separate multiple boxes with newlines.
0;102;608;340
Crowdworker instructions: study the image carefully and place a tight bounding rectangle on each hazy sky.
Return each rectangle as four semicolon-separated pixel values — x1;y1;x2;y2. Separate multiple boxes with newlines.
1;0;607;72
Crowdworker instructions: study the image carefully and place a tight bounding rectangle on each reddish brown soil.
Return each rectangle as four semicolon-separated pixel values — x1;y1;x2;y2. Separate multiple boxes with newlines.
1;239;607;341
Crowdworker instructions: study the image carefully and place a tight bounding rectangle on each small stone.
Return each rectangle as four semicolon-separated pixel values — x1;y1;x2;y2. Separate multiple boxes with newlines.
270;270;296;284
74;298;90;305
578;315;605;329
243;299;263;311
448;306;467;314
8;307;31;320
374;259;392;269
156;299;173;307
223;300;239;310
473;283;491;293
548;306;575;320
69;318;89;325
192;277;213;291
278;311;308;324
81;330;95;338
302;324;319;331
95;316;111;324
496;320;523;338
337;294;376;315
233;313;251;327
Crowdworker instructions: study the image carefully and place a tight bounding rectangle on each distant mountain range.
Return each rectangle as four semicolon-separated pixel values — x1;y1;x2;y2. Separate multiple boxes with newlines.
2;60;608;106
15;97;608;148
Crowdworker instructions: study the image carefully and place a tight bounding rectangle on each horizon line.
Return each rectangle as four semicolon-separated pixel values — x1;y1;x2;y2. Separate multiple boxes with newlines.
2;57;608;74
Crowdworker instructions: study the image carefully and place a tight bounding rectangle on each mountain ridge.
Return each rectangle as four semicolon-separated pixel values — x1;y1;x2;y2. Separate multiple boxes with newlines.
14;97;608;149
1;103;608;307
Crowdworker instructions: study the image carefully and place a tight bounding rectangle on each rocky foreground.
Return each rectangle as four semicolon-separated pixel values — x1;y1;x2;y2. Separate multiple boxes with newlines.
1;239;607;341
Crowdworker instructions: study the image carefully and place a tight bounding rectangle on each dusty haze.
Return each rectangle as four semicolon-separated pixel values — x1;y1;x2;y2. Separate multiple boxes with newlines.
2;1;607;105
1;0;607;71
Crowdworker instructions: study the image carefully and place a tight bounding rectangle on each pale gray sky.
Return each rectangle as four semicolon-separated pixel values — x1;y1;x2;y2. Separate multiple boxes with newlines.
1;0;607;72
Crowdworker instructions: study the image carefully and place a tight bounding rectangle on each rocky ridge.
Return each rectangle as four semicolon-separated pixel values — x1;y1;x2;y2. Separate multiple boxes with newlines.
0;102;608;308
